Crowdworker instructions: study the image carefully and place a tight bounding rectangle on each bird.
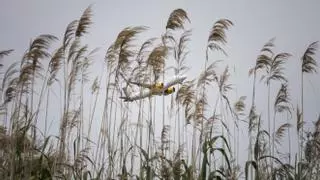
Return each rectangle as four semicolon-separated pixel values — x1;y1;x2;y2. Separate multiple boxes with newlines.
120;74;187;102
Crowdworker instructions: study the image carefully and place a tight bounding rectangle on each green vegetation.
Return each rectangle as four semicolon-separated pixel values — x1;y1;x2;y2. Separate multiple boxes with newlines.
0;5;319;180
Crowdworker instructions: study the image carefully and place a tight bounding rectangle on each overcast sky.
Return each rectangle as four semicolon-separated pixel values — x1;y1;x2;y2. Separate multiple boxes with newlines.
1;0;320;176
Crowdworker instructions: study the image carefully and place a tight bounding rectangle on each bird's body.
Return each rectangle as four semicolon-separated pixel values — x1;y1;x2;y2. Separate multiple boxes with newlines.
150;82;164;94
128;81;164;94
120;74;187;102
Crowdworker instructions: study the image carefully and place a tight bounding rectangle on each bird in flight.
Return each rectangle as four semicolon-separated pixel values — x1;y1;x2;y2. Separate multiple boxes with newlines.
120;74;186;102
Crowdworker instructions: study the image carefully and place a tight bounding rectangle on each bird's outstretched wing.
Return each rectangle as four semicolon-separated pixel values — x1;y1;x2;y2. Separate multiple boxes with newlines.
120;88;153;102
128;81;153;89
162;75;187;90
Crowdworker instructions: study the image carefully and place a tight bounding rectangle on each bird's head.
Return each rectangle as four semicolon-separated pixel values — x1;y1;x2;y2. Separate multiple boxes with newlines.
168;86;175;93
163;86;175;96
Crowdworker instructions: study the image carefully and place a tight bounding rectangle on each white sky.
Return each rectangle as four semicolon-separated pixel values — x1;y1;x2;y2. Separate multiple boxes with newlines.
1;0;320;177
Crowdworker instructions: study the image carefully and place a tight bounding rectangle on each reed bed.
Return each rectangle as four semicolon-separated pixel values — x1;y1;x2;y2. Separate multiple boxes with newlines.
0;5;319;180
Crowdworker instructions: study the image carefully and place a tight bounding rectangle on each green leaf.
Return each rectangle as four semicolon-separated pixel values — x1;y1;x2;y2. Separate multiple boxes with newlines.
83;171;92;180
210;148;231;170
245;160;258;180
208;169;225;180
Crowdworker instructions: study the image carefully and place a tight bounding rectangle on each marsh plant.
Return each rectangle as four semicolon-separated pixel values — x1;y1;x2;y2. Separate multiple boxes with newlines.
0;5;319;180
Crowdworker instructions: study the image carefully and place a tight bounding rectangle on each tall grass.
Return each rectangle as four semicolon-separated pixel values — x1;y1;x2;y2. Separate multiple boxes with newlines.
0;5;319;180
